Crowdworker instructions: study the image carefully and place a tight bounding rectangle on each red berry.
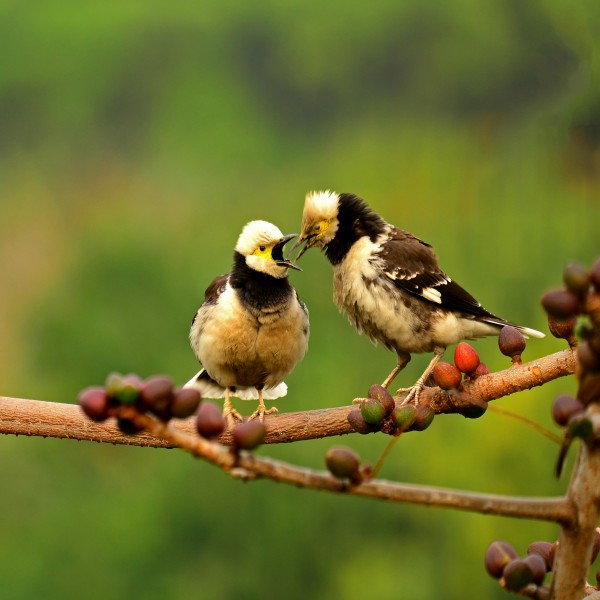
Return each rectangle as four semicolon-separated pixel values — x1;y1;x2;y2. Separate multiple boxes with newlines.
454;342;480;374
78;386;110;421
433;362;462;389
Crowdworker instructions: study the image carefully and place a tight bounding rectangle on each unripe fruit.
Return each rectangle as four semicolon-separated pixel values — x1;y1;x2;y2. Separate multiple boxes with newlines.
498;326;526;362
454;342;480;374
541;289;581;319
367;384;395;415
392;404;417;432
347;408;376;434
140;376;174;419
195;402;225;439
567;413;593;440
232;420;266;450
325;446;361;480
527;541;553;571
485;541;519;578
171;388;202;419
105;372;140;405
78;386;110;421
552;394;584;427
523;553;546;585
360;398;386;426
433;362;462;390
563;261;590;297
412;404;434;431
502;558;534;592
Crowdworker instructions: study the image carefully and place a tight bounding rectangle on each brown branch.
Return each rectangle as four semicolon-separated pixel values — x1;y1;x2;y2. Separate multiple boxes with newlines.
114;407;573;524
0;348;576;447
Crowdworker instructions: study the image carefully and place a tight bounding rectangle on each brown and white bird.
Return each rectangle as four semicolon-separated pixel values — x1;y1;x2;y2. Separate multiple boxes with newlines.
294;190;544;404
186;220;309;425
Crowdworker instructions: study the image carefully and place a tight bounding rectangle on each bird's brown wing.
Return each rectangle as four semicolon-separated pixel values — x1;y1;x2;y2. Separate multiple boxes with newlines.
191;273;230;326
374;228;506;323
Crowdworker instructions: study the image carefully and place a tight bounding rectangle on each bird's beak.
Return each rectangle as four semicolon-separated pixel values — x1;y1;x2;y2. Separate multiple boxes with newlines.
273;233;303;271
292;232;317;262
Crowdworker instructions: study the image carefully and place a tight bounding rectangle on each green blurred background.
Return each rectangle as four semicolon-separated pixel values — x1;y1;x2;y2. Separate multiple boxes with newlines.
0;1;598;598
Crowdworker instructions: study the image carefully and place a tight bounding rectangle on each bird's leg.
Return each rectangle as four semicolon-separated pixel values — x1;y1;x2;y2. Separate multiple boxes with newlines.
249;389;279;422
398;348;445;406
382;351;411;389
223;388;243;429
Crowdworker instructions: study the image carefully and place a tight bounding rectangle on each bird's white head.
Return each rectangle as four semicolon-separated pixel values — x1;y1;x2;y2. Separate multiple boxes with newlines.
235;220;301;278
294;190;340;260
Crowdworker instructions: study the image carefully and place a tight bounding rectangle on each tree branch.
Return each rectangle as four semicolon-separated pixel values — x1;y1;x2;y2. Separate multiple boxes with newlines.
0;348;576;447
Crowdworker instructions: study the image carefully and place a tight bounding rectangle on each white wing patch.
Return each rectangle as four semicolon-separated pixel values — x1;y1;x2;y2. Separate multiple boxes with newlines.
421;286;442;304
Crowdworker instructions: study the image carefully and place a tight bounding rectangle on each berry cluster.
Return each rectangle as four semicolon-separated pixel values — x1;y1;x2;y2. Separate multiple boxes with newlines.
347;384;435;435
78;373;266;451
542;259;600;475
485;531;600;598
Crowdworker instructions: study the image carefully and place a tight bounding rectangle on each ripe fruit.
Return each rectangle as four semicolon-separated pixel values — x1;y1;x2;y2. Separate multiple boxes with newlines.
232;420;266;450
78;386;110;421
171;388;202;419
523;553;546;585
498;326;526;363
433;362;462;389
454;342;480;374
195;402;225;439
541;289;581;319
563;261;590;297
527;541;553;571
502;558;534;591
485;541;519;578
367;384;395;415
140;376;174;420
552;394;584;427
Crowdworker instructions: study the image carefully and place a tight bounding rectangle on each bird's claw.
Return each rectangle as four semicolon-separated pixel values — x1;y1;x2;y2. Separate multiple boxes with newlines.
397;384;422;406
249;405;278;422
352;397;367;405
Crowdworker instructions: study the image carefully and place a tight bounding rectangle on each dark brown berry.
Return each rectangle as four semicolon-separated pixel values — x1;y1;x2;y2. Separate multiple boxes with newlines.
563;262;590;297
577;341;600;373
325;446;361;481
523;553;546;585
367;384;395;415
78;386;111;421
232;420;266;450
454;342;480;374
347;408;377;434
455;392;488;419
502;558;534;591
195;402;225;439
548;316;577;344
412;404;434;431
140;376;174;419
360;398;386;426
433;362;462;389
171;388;202;419
527;541;553;571
485;541;519;578
552;394;584;427
541;289;581;319
498;326;526;362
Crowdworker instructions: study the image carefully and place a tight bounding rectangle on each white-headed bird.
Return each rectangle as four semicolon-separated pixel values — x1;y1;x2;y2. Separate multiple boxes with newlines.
186;220;309;425
294;190;544;404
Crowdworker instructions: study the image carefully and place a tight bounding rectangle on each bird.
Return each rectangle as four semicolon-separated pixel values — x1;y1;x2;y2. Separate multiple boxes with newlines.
185;220;309;426
293;190;544;404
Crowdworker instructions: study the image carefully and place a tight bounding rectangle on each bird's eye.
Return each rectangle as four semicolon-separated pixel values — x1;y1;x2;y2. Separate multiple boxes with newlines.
259;245;266;252
314;224;321;232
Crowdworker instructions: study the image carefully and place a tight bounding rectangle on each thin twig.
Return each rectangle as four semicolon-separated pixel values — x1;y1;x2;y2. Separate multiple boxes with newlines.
487;404;563;445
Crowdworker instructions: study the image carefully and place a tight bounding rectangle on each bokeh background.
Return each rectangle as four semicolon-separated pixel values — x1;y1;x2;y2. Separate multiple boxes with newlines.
1;1;599;598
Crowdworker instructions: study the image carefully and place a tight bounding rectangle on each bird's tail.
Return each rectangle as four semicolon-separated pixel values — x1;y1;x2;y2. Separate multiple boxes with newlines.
184;369;288;400
517;325;545;339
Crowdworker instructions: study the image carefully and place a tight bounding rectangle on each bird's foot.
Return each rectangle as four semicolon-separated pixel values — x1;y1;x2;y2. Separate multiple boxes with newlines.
223;399;243;429
397;382;424;406
352;397;367;405
249;404;278;422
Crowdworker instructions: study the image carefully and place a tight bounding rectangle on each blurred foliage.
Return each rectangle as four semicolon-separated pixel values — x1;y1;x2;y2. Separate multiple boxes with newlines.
0;1;599;598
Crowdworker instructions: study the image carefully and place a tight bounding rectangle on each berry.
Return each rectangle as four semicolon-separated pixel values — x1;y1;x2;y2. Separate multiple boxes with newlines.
140;376;174;420
485;541;518;578
498;326;526;362
541;289;581;319
171;388;202;419
325;446;361;481
471;362;490;378
367;384;395;415
195;402;225;439
232;420;266;450
523;553;546;585
433;362;462;389
548;316;577;343
412;404;434;431
577;341;600;373
454;342;480;374
552;394;584;427
360;398;386;426
502;558;534;592
78;386;110;421
347;409;376;434
563;261;590;297
392;405;417;432
527;541;553;571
